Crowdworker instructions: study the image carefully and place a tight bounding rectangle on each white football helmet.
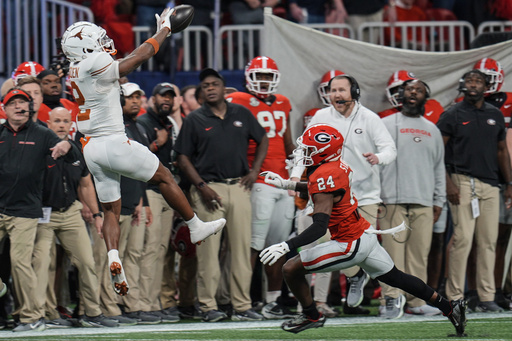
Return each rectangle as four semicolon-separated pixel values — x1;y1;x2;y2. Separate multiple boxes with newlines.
61;22;116;62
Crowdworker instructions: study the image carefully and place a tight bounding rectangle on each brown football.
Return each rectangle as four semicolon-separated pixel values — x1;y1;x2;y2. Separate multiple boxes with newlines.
171;5;195;34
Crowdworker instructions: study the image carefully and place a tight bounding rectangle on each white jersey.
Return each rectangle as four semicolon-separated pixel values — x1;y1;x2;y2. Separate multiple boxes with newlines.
68;51;124;137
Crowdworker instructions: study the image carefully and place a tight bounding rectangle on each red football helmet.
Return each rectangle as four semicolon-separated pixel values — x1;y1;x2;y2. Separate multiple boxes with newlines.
473;58;504;93
12;61;45;85
386;70;417;108
318;70;345;106
294;123;344;167
245;56;280;98
170;220;196;258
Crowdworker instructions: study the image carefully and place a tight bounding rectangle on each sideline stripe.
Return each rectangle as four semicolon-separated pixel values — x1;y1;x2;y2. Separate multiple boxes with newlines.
0;312;508;339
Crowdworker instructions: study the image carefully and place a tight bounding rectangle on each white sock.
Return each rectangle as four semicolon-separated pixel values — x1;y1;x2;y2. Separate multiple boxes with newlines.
107;249;120;263
266;290;281;304
185;213;199;227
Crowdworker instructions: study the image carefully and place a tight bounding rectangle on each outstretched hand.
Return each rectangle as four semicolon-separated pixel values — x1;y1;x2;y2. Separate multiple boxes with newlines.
260;242;290;266
155;7;174;37
260;171;296;190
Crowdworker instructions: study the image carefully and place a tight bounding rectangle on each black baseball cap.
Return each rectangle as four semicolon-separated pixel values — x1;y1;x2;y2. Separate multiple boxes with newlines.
152;82;177;97
199;68;224;83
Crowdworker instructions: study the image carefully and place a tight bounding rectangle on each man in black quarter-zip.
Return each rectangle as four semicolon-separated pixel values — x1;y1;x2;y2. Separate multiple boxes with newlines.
0;88;80;332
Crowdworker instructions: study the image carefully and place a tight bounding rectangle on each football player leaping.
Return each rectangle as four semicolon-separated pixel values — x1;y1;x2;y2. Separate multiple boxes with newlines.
260;124;467;336
226;56;296;319
60;8;225;296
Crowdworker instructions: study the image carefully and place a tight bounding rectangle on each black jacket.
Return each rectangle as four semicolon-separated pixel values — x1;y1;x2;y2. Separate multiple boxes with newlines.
0;120;81;218
137;108;176;193
120;116;150;215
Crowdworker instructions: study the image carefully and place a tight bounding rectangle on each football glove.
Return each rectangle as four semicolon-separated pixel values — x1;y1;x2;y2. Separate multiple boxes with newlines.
260;241;290;266
155;7;174;37
260;171;297;191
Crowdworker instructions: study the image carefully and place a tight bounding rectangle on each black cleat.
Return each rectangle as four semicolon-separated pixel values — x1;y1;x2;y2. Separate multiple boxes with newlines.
446;299;467;337
281;313;326;334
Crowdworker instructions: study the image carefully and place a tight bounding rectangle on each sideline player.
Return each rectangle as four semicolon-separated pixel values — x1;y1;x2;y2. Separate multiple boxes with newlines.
260;124;466;336
226;56;296;319
60;8;225;296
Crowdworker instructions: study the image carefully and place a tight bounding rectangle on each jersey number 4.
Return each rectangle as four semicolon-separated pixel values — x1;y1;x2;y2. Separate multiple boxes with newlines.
256;111;286;138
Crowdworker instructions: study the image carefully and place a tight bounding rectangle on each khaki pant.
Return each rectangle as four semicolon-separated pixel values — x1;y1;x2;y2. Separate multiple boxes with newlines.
91;221;122;317
33;201;101;317
161;244;198;309
119;211;146;313
139;190;173;312
447;174;499;302
0;215;41;323
191;183;252;312
380;204;433;307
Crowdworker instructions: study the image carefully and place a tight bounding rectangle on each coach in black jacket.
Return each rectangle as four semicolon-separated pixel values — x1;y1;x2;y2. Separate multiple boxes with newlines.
0;88;80;332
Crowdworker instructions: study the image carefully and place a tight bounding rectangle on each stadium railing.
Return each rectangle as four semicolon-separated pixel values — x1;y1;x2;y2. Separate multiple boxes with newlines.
357;21;475;52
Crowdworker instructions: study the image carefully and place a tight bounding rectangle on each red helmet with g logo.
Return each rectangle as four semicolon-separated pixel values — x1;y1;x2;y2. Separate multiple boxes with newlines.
294;123;344;167
473;58;504;94
12;61;45;85
245;56;280;98
386;70;417;108
318;70;345;106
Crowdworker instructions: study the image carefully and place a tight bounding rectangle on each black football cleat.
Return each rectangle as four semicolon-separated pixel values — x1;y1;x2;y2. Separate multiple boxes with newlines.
446;299;467;337
281;313;326;334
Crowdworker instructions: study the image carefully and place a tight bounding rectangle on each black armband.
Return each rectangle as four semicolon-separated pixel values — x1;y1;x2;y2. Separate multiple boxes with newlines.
287;213;330;250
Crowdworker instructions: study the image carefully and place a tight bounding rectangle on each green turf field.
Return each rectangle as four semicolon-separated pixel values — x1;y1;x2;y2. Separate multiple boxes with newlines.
2;311;511;341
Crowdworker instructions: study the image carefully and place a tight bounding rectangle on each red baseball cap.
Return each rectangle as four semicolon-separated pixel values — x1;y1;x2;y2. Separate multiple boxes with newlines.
2;88;31;106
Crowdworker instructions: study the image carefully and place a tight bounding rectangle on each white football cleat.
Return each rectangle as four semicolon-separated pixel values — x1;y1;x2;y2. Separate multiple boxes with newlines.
187;215;226;244
108;250;129;296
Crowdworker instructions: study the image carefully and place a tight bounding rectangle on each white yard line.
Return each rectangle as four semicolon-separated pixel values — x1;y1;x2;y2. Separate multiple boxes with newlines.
0;312;510;339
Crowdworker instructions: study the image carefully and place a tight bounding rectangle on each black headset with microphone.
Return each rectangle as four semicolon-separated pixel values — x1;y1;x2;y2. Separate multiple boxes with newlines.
327;74;361;101
1;88;35;117
458;69;491;93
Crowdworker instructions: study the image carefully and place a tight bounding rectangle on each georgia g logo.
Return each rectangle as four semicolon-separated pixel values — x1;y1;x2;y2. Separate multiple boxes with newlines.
314;132;331;144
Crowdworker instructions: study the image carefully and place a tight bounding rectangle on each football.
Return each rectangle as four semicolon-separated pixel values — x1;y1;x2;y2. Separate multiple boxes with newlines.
171;5;195;34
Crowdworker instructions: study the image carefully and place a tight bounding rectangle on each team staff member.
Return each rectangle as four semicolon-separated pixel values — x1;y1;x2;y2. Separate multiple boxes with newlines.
437;69;512;312
380;79;446;318
114;82;161;324
136;83;181;322
175;68;268;322
32;107;122;328
0;88;80;332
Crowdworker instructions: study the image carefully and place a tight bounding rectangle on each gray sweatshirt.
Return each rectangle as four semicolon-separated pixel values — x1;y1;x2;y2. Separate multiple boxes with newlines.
380;113;446;207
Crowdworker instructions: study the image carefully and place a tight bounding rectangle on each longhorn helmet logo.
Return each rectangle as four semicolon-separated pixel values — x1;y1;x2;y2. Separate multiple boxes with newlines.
71;27;85;40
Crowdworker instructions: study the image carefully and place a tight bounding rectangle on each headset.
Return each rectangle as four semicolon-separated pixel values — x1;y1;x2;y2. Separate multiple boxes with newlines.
327;74;361;101
1;87;35;117
458;69;491;92
397;79;431;103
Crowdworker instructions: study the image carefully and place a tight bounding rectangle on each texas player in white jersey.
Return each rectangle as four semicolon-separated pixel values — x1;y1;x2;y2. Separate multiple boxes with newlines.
226;56;296;319
259;124;467;336
61;8;225;296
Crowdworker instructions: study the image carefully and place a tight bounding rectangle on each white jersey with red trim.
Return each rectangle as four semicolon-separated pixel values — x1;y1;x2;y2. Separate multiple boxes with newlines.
68;51;124;137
